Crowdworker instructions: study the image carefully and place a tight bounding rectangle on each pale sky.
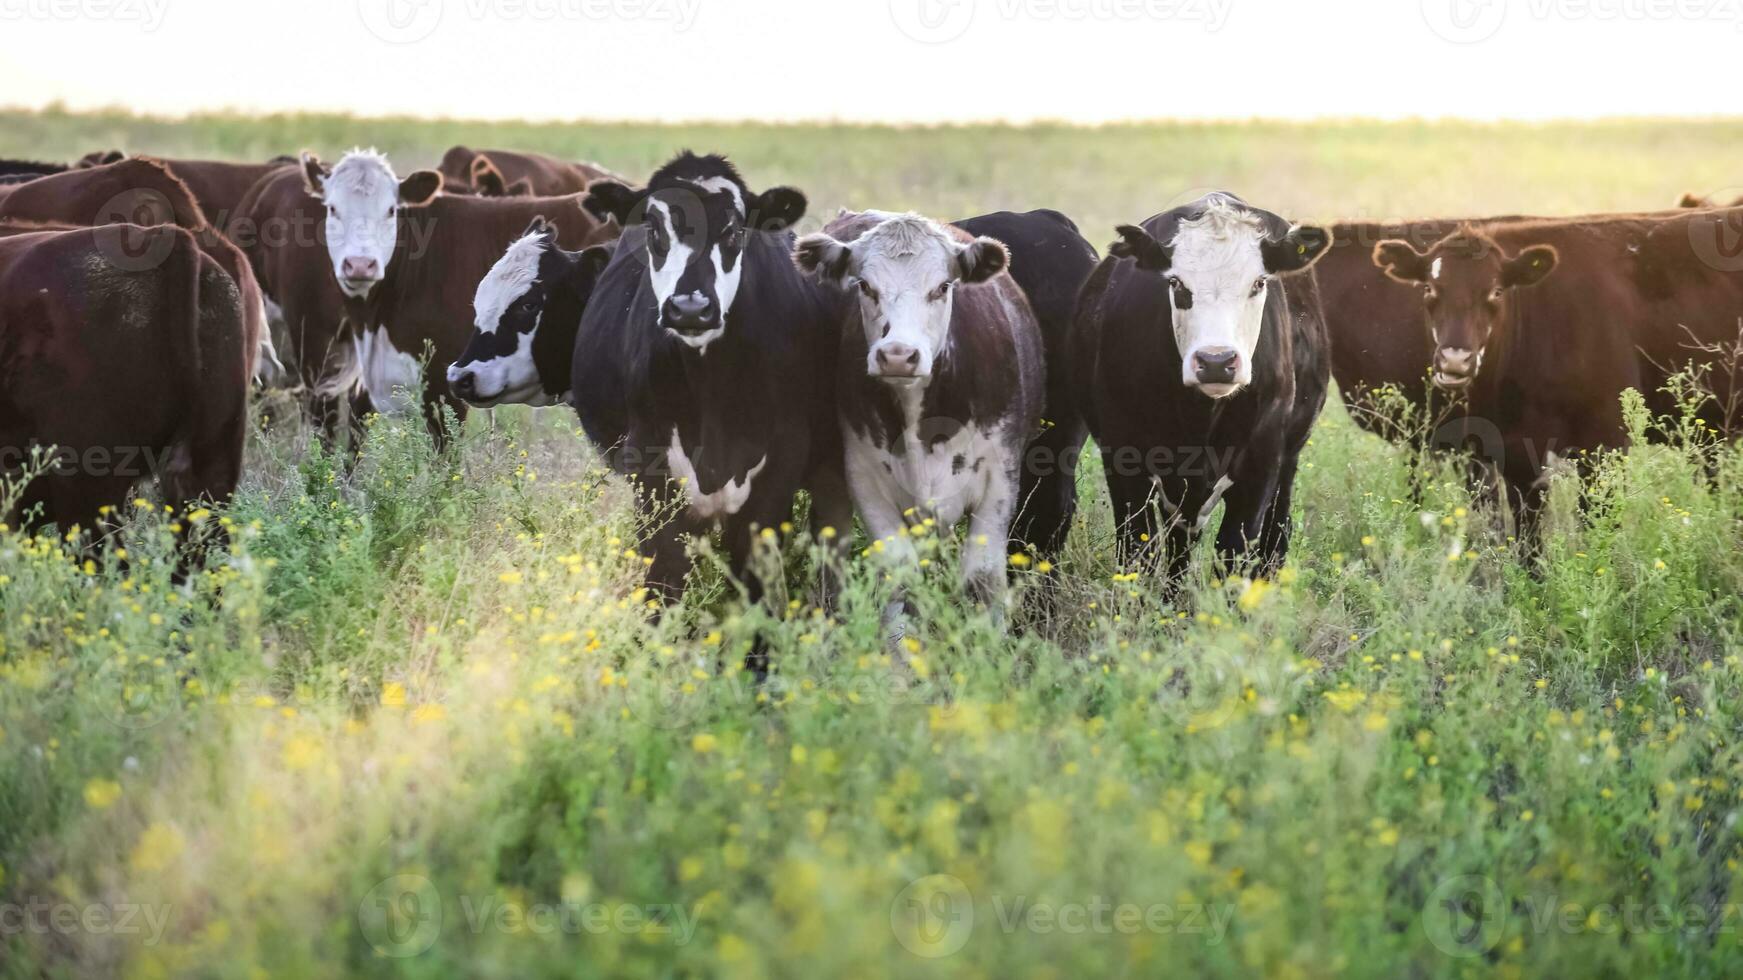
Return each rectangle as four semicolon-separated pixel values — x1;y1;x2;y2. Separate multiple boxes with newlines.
0;0;1737;123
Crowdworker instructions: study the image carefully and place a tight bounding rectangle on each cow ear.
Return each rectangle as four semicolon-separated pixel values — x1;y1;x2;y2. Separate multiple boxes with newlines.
523;215;557;240
955;236;1009;284
584;180;647;225
79;149;124;168
1501;245;1558;288
300;152;329;196
571;244;613;289
794;233;852;283
1109;225;1171;272
1373;240;1432;284
505;178;534;197
750;186;807;232
398;170;442;206
1680;192;1711;209
472;157;508;197
1262;225;1333;274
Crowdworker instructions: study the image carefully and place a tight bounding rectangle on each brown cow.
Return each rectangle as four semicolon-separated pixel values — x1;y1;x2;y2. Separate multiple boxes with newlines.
1366;209;1743;537
0;157;276;386
300;149;618;436
438;146;619;197
76;151;292;227
0;224;250;533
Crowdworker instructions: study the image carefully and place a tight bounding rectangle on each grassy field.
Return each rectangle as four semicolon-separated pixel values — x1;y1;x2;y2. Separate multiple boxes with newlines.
3;108;1743;978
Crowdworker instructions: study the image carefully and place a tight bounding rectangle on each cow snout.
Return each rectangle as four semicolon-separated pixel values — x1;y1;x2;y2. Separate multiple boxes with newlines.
341;256;381;283
448;365;478;401
1434;347;1477;387
873;342;923;379
1192;347;1241;387
662;292;717;334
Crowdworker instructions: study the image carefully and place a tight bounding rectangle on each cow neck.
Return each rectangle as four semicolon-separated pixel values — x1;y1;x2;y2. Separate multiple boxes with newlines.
653;310;777;486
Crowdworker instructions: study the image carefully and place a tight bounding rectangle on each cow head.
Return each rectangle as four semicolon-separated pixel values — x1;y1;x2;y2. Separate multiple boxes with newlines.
447;218;613;408
301;149;441;299
1373;230;1558;390
1110;194;1330;398
583;151;806;352
796;212;1007;384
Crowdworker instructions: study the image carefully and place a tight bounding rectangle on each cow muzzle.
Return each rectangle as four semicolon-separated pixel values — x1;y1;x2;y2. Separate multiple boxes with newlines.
871;342;926;382
339;256;382;296
662;292;719;338
1433;347;1478;389
1189;346;1242;398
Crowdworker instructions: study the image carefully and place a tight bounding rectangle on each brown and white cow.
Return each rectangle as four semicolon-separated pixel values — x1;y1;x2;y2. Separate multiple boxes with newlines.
299;149;617;434
797;211;1043;628
0;157;276;386
438;146;619;198
1364;209;1743;537
0;224;251;533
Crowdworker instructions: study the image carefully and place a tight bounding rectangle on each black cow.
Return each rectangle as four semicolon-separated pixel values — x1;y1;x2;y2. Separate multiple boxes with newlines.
577;152;849;675
1072;192;1332;583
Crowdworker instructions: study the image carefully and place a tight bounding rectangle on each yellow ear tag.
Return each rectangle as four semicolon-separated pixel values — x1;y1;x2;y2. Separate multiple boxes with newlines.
1297;244;1307;255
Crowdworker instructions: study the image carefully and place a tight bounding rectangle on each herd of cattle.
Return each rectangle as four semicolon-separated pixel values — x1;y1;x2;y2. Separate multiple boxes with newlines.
2;145;1740;654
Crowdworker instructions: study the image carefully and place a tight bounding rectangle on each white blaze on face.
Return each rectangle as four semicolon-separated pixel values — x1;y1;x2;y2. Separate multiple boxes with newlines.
645;198;697;316
319;150;403;298
847;214;961;380
1166;199;1272;393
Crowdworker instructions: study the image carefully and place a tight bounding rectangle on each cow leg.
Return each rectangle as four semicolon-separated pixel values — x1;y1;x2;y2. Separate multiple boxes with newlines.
1105;455;1161;573
1011;420;1086;559
641;506;698;613
40;475;134;547
805;463;855;614
964;473;1018;630
1254;455;1303;577
1214;471;1282;581
857;495;918;653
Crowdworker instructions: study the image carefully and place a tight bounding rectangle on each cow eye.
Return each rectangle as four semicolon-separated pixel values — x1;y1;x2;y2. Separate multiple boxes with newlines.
1422;284;1437;301
1488;285;1505;302
929;282;953;302
1165;276;1182;290
858;280;880;303
1250;277;1269;297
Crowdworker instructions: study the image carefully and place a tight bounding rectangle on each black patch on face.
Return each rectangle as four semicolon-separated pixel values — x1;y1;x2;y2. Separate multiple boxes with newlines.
952;454;966;475
1170;279;1194;310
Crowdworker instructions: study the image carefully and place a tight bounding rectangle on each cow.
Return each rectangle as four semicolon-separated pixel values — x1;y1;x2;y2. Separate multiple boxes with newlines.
72;151;293;228
1368;209;1743;538
298;149;617;435
0;157;276;386
0;224;250;536
795;211;1043;636
576;152;849;676
228;157;365;443
446;219;615;408
0;158;71;185
1072;193;1332;584
438;146;618;198
952;209;1099;563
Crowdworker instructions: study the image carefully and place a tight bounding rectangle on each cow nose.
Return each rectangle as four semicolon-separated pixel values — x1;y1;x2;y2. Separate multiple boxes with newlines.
874;343;923;378
1438;348;1475;372
1193;347;1241;385
448;367;477;400
342;256;380;281
662;292;717;332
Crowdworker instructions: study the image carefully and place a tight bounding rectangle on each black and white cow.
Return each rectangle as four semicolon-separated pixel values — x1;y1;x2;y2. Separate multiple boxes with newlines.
446;218;615;408
1071;192;1332;583
796;211;1043;633
577;152;849;675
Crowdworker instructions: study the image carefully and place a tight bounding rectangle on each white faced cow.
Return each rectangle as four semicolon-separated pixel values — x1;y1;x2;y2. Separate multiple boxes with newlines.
797;211;1043;632
1072;193;1332;586
301;148;440;300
